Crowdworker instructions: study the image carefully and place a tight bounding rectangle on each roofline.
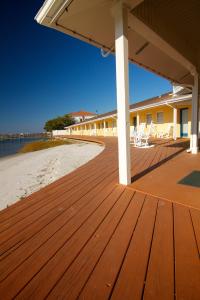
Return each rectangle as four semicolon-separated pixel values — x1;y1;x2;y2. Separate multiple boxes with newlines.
35;0;70;24
65;93;192;129
129;93;191;112
69;112;97;116
35;0;55;23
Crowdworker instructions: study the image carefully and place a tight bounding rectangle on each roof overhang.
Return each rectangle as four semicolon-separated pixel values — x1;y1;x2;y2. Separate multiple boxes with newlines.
35;0;200;86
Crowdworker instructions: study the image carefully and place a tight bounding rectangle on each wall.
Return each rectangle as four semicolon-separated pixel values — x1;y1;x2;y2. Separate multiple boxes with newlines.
52;130;69;136
65;104;192;138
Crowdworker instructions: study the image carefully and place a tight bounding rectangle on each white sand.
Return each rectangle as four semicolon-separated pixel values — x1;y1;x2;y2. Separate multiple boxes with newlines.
0;142;103;211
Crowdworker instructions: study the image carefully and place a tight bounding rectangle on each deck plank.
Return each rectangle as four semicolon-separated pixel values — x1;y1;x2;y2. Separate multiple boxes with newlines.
38;189;135;300
79;192;145;300
110;195;158;300
0;174;117;259
0;186;125;299
190;208;200;255
143;200;174;300
0;177;120;279
174;203;200;300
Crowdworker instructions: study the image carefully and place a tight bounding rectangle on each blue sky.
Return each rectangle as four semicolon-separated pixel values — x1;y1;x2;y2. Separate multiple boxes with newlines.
0;1;172;133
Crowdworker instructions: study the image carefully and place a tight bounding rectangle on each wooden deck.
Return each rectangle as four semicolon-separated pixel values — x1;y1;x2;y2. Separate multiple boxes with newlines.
0;136;199;299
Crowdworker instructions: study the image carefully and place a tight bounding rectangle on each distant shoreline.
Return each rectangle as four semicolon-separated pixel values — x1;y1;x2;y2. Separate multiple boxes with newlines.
0;136;49;158
0;134;48;141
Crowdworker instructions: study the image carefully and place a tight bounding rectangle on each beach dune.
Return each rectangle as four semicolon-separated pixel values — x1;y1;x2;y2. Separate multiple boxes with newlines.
0;142;103;211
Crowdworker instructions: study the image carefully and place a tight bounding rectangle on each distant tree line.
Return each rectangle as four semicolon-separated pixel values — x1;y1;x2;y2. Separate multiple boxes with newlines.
44;114;75;132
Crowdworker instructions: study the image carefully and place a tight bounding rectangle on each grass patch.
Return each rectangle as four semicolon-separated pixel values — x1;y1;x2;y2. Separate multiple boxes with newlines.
19;139;74;153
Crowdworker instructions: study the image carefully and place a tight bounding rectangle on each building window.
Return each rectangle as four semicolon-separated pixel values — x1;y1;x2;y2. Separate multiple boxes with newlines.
101;122;104;129
112;120;116;128
98;123;101;129
157;112;164;124
133;116;137;127
146;114;152;125
105;122;109;128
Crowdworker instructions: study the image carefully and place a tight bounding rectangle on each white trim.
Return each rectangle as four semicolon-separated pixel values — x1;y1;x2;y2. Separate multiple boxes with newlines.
129;94;192;113
35;0;57;23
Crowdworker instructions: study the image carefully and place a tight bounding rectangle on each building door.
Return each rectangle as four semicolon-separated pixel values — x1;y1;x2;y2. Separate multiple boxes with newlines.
180;108;188;137
133;116;137;128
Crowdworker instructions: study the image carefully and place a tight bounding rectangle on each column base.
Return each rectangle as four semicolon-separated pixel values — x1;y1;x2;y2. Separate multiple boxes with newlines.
191;147;199;154
187;147;199;154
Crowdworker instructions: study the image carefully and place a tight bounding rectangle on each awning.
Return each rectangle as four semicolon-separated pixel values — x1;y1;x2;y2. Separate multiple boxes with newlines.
35;0;200;86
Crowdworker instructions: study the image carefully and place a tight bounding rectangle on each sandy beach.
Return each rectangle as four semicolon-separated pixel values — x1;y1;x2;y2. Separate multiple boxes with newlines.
0;142;103;211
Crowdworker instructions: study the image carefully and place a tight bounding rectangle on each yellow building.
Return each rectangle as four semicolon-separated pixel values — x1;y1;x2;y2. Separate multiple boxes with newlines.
66;91;192;139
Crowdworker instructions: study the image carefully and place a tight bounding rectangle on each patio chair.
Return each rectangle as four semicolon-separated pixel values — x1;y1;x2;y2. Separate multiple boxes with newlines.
149;122;157;138
131;123;149;147
157;124;172;139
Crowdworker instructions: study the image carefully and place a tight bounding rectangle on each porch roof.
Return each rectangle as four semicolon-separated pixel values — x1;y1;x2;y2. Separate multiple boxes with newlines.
35;0;200;86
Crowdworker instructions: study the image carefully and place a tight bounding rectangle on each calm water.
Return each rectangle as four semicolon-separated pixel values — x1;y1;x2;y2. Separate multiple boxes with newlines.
0;137;47;158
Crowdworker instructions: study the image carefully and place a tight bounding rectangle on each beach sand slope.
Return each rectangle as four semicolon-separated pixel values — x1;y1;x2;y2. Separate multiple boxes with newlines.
0;142;103;210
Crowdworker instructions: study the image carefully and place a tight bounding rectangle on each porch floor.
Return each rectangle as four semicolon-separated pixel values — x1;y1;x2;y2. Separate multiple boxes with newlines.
0;136;199;299
130;138;200;209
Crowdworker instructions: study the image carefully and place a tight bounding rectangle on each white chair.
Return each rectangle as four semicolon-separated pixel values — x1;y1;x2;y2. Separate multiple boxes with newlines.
132;122;155;148
157;125;172;139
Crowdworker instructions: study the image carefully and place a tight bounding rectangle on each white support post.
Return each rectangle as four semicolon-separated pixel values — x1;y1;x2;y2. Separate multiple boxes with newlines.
89;124;92;136
190;72;199;154
137;113;140;129
173;107;177;140
103;120;106;136
94;123;97;136
113;1;131;185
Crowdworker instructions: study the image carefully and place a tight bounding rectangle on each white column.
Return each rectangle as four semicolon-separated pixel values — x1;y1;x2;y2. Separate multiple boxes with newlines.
190;72;199;154
89;124;92;136
114;2;131;185
137;113;140;129
103;120;106;136
94;123;97;136
173;107;177;140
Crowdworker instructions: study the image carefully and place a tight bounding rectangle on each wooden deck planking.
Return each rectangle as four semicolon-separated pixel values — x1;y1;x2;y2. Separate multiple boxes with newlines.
0;136;199;299
79;192;145;300
143;200;174;300
190;208;200;255
174;204;200;300
0;174;118;259
110;196;158;300
0;186;125;299
45;188;135;300
0;177;120;280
